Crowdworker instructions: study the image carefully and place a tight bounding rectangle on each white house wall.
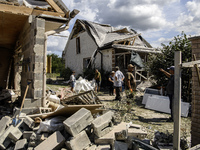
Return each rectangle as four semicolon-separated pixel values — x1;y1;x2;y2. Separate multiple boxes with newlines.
65;31;98;75
101;49;113;72
65;31;113;76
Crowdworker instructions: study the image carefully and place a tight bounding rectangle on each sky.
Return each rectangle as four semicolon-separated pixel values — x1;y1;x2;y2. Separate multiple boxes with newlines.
47;0;200;57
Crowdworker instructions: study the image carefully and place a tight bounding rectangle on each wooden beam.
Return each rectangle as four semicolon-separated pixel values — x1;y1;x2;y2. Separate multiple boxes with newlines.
0;3;32;16
193;54;200;86
32;9;65;17
45;0;64;14
181;60;200;68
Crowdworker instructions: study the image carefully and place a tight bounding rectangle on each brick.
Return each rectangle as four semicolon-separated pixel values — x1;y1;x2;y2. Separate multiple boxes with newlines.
92;111;114;137
8;127;23;142
34;131;65;150
65;131;91;150
96;145;111;150
114;141;128;150
0;116;11;136
63;108;94;136
14;139;27;150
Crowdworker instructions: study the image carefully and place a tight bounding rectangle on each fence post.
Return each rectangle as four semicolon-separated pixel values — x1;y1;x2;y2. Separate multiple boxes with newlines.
173;51;182;150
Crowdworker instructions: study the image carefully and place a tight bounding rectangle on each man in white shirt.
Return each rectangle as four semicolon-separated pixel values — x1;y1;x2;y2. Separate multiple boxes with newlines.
70;71;76;92
114;66;124;100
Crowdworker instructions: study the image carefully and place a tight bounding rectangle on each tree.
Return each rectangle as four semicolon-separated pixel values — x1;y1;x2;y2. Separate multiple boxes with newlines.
47;54;65;73
146;32;192;102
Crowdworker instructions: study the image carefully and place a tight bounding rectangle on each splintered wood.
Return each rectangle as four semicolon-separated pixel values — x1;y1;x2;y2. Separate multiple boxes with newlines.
61;90;102;105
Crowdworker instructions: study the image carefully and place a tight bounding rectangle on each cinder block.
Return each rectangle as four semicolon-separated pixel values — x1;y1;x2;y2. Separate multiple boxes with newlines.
84;144;97;150
95;122;127;146
34;131;65;150
8;127;23;142
96;145;111;150
24;116;35;129
114;141;128;150
65;131;91;150
23;131;34;141
63;108;94;136
92;111;114;137
0;116;11;136
128;127;147;140
0;125;15;149
14;139;27;150
115;129;128;140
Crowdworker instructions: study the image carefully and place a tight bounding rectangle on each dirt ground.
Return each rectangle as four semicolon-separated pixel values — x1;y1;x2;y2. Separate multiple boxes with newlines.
47;84;191;145
98;91;191;144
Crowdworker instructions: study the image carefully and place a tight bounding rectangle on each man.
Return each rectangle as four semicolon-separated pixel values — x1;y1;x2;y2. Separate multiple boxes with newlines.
159;66;174;122
114;66;124;100
94;69;101;92
125;64;136;98
70;71;76;92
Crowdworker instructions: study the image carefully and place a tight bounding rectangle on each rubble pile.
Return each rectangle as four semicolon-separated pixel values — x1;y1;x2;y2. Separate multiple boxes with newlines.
0;107;151;150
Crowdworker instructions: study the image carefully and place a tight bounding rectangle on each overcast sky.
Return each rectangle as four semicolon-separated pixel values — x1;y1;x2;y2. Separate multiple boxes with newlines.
47;0;200;56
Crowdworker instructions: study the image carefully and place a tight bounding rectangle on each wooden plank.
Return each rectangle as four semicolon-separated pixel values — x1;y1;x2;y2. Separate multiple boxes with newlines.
193;54;200;86
43;104;104;119
45;0;64;13
181;60;200;68
0;4;32;15
32;9;65;17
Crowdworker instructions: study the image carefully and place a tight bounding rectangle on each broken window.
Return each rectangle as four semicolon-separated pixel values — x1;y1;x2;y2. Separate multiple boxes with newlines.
83;57;91;69
76;37;81;54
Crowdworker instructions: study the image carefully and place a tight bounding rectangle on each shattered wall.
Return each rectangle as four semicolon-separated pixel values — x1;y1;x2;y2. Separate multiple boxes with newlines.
17;16;45;106
189;36;200;146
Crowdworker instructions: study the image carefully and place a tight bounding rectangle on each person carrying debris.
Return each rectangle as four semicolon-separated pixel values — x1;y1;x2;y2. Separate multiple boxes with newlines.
159;66;174;122
125;64;136;99
70;71;76;92
94;69;101;92
114;66;124;101
108;71;115;96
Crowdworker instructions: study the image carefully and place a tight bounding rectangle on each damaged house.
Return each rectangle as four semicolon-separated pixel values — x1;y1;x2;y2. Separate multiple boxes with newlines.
0;0;78;107
63;19;160;80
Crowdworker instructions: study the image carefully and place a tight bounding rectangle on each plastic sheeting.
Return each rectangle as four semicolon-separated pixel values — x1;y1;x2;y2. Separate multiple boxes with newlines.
74;77;96;94
130;51;144;68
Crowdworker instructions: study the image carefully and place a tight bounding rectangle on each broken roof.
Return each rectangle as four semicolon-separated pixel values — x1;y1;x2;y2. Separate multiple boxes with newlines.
70;19;160;53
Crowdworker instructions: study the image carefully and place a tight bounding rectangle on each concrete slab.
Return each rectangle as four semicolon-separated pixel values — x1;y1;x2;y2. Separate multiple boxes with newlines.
145;95;190;117
8;127;23;142
142;88;160;105
96;145;111;150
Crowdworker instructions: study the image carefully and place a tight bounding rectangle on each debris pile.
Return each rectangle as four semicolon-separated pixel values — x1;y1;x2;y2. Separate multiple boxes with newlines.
0;107;151;150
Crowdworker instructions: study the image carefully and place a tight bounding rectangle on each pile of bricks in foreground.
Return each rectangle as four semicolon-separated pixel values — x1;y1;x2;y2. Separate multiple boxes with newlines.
0;108;148;150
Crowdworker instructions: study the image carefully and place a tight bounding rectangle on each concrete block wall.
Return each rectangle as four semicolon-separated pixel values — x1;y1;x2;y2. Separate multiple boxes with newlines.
189;36;200;146
17;16;45;106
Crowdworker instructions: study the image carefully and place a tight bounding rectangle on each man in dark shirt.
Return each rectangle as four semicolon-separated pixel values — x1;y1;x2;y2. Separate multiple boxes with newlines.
125;64;136;97
160;66;174;122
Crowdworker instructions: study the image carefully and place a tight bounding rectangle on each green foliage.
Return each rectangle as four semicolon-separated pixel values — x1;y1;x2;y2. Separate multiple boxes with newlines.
146;32;192;102
60;67;72;80
48;54;65;73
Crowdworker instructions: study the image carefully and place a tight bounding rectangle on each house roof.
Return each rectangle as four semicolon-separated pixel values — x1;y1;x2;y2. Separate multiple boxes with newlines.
70;19;158;53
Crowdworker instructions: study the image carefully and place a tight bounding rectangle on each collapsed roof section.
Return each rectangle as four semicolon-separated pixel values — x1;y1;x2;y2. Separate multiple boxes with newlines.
0;0;75;50
70;19;160;54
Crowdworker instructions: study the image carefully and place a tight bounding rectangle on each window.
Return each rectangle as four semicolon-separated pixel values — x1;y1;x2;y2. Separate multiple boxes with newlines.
83;58;91;69
76;37;80;54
